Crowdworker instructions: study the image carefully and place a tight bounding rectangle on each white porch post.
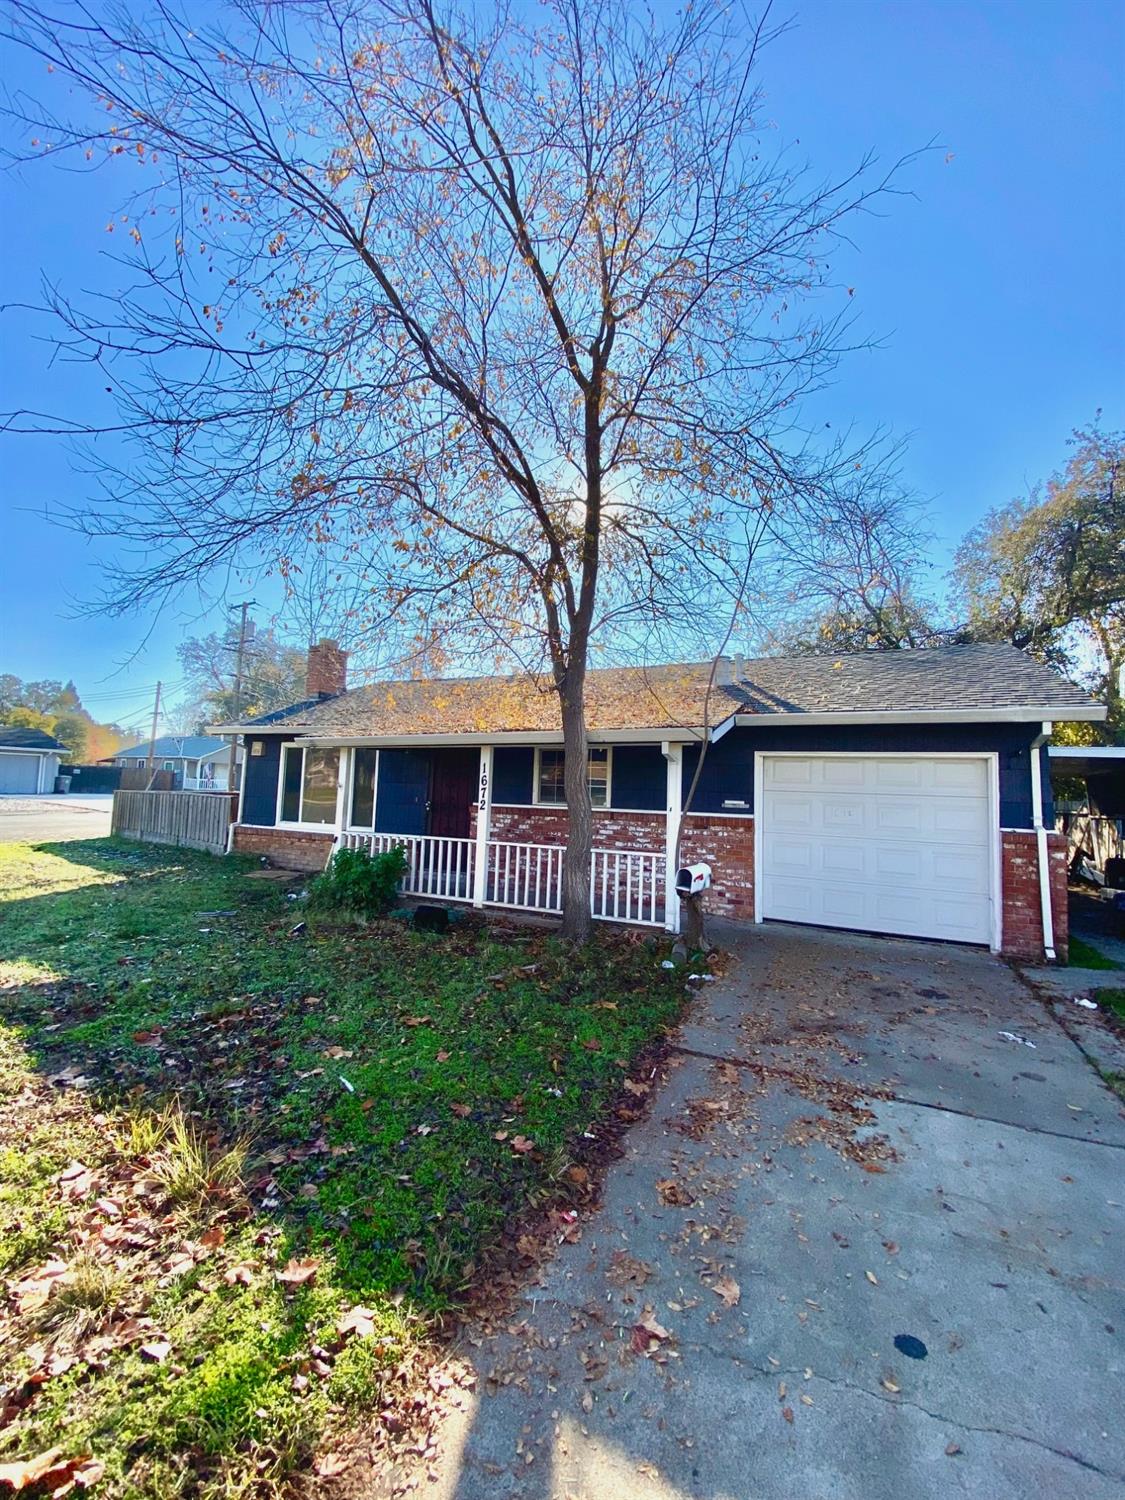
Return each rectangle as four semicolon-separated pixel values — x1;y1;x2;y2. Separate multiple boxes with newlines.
332;747;351;852
663;742;683;933
473;745;493;908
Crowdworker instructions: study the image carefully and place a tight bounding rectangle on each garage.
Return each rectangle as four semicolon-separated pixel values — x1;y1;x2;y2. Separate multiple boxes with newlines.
0;753;43;795
757;753;996;946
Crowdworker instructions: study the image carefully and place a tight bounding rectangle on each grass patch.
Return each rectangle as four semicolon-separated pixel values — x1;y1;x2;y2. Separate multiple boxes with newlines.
1093;987;1125;1022
1068;935;1122;970
0;838;684;1496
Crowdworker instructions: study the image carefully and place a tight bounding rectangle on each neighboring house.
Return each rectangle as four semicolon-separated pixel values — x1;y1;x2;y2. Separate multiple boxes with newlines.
106;735;237;790
0;725;67;795
212;639;1106;961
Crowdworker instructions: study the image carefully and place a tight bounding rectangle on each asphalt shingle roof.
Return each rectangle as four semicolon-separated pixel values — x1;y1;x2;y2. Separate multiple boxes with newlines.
0;725;67;752
729;643;1098;716
220;643;1100;740
114;735;230;760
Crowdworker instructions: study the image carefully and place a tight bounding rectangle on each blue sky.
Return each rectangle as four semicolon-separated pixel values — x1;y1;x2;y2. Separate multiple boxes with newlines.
0;0;1122;731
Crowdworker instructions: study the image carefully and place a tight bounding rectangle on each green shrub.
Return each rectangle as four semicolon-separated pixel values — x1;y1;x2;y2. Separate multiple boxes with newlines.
310;844;408;914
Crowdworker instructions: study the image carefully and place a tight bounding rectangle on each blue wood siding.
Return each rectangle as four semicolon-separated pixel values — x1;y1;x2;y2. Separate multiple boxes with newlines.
493;746;533;804
683;723;1043;826
241;735;290;825
374;749;430;835
610;744;665;809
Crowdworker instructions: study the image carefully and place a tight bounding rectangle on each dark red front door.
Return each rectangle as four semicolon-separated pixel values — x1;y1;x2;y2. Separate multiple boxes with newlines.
427;749;478;839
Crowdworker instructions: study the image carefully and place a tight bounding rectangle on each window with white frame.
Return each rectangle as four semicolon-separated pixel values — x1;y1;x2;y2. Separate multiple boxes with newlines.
535;746;610;807
350;748;378;827
279;745;340;825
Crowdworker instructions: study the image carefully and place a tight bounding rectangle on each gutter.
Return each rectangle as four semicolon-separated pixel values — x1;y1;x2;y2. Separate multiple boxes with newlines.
732;704;1106;727
1030;723;1056;962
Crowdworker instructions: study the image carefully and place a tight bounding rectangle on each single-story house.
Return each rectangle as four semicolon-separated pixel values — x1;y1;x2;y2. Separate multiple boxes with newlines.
0;725;67;795
212;639;1107;961
106;735;236;790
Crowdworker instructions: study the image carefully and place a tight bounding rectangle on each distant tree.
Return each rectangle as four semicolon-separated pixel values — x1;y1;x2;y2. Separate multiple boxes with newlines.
177;627;306;724
49;709;88;759
952;424;1124;738
0;675;21;716
4;705;54;734
754;469;943;655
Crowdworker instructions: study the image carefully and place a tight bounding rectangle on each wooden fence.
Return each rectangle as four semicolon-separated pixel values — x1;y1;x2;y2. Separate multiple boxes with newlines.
1056;812;1125;875
111;789;237;854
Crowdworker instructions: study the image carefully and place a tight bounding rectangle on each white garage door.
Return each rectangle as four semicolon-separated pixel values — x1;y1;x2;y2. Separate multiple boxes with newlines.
0;754;42;795
759;755;994;946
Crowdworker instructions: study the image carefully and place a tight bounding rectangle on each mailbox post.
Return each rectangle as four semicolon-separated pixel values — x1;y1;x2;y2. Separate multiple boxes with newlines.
674;861;712;953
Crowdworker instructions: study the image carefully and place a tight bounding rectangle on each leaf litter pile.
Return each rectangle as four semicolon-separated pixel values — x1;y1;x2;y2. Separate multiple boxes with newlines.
0;840;685;1497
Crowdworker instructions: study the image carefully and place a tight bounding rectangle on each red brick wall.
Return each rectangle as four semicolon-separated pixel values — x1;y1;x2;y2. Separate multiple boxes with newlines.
1001;830;1068;961
678;813;756;921
480;805;756;920
233;825;334;873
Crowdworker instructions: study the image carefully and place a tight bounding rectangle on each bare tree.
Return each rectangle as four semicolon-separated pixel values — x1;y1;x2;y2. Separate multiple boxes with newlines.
3;0;912;939
751;463;943;654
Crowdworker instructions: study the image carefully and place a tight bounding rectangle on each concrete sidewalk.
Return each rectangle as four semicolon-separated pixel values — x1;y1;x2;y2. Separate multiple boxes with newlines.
400;923;1125;1500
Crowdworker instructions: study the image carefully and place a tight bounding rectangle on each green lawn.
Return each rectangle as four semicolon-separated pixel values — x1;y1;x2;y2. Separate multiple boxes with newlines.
0;839;683;1497
1067;934;1123;970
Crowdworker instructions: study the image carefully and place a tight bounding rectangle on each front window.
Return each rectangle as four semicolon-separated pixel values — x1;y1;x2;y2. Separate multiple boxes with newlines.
536;747;610;807
350;748;378;827
280;745;340;825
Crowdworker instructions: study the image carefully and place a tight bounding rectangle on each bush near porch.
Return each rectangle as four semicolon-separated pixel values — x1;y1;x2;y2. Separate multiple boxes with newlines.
0;839;683;1498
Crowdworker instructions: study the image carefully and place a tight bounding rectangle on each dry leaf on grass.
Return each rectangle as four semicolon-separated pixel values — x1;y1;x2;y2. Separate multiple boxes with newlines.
0;1448;104;1494
223;1262;255;1286
315;1452;349;1477
510;1136;535;1155
337;1305;379;1339
450;1102;471;1118
276;1257;319;1287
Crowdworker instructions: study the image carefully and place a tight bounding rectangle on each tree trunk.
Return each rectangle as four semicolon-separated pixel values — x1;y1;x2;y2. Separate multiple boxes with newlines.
560;678;594;944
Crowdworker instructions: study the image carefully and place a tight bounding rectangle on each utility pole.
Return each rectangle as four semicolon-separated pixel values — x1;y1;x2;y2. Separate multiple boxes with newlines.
145;681;162;781
231;601;254;719
228;600;256;806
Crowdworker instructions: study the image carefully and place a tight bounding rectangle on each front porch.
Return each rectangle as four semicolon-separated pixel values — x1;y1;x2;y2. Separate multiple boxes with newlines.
238;741;685;930
340;828;668;927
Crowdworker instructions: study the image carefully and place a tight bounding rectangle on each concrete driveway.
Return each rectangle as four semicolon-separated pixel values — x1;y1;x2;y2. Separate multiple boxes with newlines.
0;794;114;843
414;923;1125;1500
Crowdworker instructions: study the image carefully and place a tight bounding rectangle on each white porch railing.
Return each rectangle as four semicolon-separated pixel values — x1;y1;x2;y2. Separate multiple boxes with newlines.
341;830;476;902
486;840;565;913
590;847;664;927
338;830;666;927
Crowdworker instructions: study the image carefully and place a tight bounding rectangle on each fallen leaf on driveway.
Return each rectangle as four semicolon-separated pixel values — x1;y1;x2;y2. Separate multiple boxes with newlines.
630;1310;671;1354
781;1406;794;1424
945;1442;962;1457
655;1178;694;1207
865;1271;879;1285
276;1257;319;1287
710;1275;741;1307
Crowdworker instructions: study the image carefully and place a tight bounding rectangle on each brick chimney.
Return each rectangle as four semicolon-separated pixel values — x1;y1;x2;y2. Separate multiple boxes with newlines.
306;638;348;700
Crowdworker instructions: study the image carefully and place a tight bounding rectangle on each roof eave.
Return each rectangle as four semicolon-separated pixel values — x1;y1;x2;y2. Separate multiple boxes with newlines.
733;704;1107;727
294;725;709;749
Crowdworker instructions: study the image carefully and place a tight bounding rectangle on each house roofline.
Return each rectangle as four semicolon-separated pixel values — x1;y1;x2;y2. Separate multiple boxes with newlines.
210;700;1103;748
732;705;1106;727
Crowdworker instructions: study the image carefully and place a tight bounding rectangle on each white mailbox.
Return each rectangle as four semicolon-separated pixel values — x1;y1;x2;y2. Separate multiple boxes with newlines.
675;862;712;897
